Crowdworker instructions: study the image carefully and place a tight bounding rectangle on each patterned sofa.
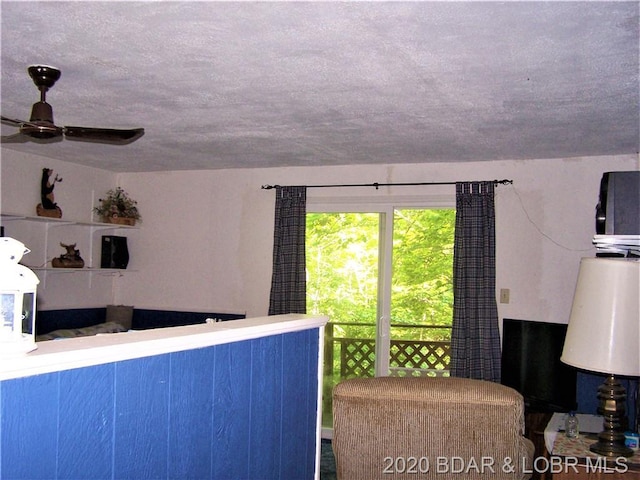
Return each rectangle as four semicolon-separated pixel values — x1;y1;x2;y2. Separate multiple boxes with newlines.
35;306;245;341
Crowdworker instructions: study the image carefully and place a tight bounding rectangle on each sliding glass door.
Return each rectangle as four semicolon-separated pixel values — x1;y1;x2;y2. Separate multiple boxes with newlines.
307;206;455;430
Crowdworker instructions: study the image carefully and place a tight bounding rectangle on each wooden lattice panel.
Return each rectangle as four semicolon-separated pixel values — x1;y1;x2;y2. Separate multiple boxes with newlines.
340;338;376;378
389;340;451;371
338;338;450;379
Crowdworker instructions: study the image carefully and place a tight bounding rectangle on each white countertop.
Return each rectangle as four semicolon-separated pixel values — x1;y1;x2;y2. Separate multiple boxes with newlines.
0;314;328;381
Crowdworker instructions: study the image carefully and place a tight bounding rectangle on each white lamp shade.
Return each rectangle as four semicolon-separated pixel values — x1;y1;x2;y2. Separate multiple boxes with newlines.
561;257;640;377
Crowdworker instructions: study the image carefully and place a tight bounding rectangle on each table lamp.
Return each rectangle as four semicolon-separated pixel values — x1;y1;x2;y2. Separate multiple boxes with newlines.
561;257;640;458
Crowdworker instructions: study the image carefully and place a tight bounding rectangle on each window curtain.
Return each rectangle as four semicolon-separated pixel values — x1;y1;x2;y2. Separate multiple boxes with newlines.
450;181;501;382
268;186;307;315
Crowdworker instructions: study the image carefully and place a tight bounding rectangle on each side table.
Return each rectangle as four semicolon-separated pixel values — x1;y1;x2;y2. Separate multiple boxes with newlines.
525;411;553;480
545;413;640;479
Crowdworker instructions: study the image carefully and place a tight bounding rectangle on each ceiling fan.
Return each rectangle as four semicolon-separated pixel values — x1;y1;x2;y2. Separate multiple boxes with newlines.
1;65;144;144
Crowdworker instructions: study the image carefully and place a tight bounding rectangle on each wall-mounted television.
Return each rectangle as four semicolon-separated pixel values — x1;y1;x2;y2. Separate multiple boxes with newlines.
501;318;577;413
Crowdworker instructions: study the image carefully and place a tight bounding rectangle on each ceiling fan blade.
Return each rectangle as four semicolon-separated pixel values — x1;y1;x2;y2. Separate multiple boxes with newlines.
1;132;63;144
1;115;28;127
63;126;145;144
2;115;63;139
1;132;29;143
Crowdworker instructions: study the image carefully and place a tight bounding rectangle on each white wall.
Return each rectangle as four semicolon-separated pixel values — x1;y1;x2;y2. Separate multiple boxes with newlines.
2;149;637;322
0;151;120;309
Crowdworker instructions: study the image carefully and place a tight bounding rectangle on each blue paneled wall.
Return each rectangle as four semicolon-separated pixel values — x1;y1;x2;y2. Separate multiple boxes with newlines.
0;329;320;480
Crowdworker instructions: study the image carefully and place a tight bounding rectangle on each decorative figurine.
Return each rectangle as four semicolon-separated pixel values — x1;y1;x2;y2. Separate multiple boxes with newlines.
51;242;84;268
36;168;63;218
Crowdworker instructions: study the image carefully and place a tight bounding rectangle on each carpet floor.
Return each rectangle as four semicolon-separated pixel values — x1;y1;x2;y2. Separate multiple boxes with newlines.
320;439;336;480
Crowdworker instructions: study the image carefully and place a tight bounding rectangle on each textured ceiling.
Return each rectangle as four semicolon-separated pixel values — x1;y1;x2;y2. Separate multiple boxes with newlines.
1;1;638;173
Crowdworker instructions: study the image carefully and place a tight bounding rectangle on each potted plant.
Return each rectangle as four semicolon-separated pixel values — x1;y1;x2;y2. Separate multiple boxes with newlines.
93;187;141;226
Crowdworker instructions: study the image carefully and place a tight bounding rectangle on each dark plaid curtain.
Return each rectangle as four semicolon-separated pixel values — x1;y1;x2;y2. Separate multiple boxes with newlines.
450;181;501;382
268;186;307;315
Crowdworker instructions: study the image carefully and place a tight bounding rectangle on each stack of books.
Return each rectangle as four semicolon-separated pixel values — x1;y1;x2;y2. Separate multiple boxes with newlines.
593;235;640;257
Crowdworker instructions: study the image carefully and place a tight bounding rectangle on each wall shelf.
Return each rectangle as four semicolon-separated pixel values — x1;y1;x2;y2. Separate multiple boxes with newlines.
1;213;139;229
1;212;138;286
31;267;135;274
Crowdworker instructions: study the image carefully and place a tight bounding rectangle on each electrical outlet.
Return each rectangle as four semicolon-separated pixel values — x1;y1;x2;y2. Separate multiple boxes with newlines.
500;288;510;304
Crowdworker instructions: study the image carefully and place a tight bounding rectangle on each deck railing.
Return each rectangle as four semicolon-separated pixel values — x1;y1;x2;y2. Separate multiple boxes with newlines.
322;321;452;427
326;322;451;376
337;336;453;376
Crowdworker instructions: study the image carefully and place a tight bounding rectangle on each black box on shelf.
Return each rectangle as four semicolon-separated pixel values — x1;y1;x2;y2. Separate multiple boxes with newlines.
101;235;129;269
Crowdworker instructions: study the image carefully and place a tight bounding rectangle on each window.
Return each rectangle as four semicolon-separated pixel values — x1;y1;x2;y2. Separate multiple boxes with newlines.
306;205;455;430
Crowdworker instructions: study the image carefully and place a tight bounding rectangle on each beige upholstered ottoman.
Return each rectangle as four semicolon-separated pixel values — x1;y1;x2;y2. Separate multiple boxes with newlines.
332;376;534;479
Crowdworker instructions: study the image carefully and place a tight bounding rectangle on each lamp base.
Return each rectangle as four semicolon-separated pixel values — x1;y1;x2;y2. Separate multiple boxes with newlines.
590;439;633;458
590;374;634;458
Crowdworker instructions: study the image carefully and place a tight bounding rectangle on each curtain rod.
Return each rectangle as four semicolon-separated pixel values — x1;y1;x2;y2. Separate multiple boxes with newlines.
261;179;513;190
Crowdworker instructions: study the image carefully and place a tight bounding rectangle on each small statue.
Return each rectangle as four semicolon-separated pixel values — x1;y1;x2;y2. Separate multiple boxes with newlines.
36;168;63;218
51;242;84;268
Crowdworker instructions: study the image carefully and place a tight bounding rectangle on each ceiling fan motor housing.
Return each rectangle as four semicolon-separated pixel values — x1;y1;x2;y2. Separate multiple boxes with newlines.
29;101;54;123
24;101;62;139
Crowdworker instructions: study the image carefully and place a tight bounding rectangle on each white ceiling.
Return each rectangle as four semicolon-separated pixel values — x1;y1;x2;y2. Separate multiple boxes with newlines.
1;1;638;173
